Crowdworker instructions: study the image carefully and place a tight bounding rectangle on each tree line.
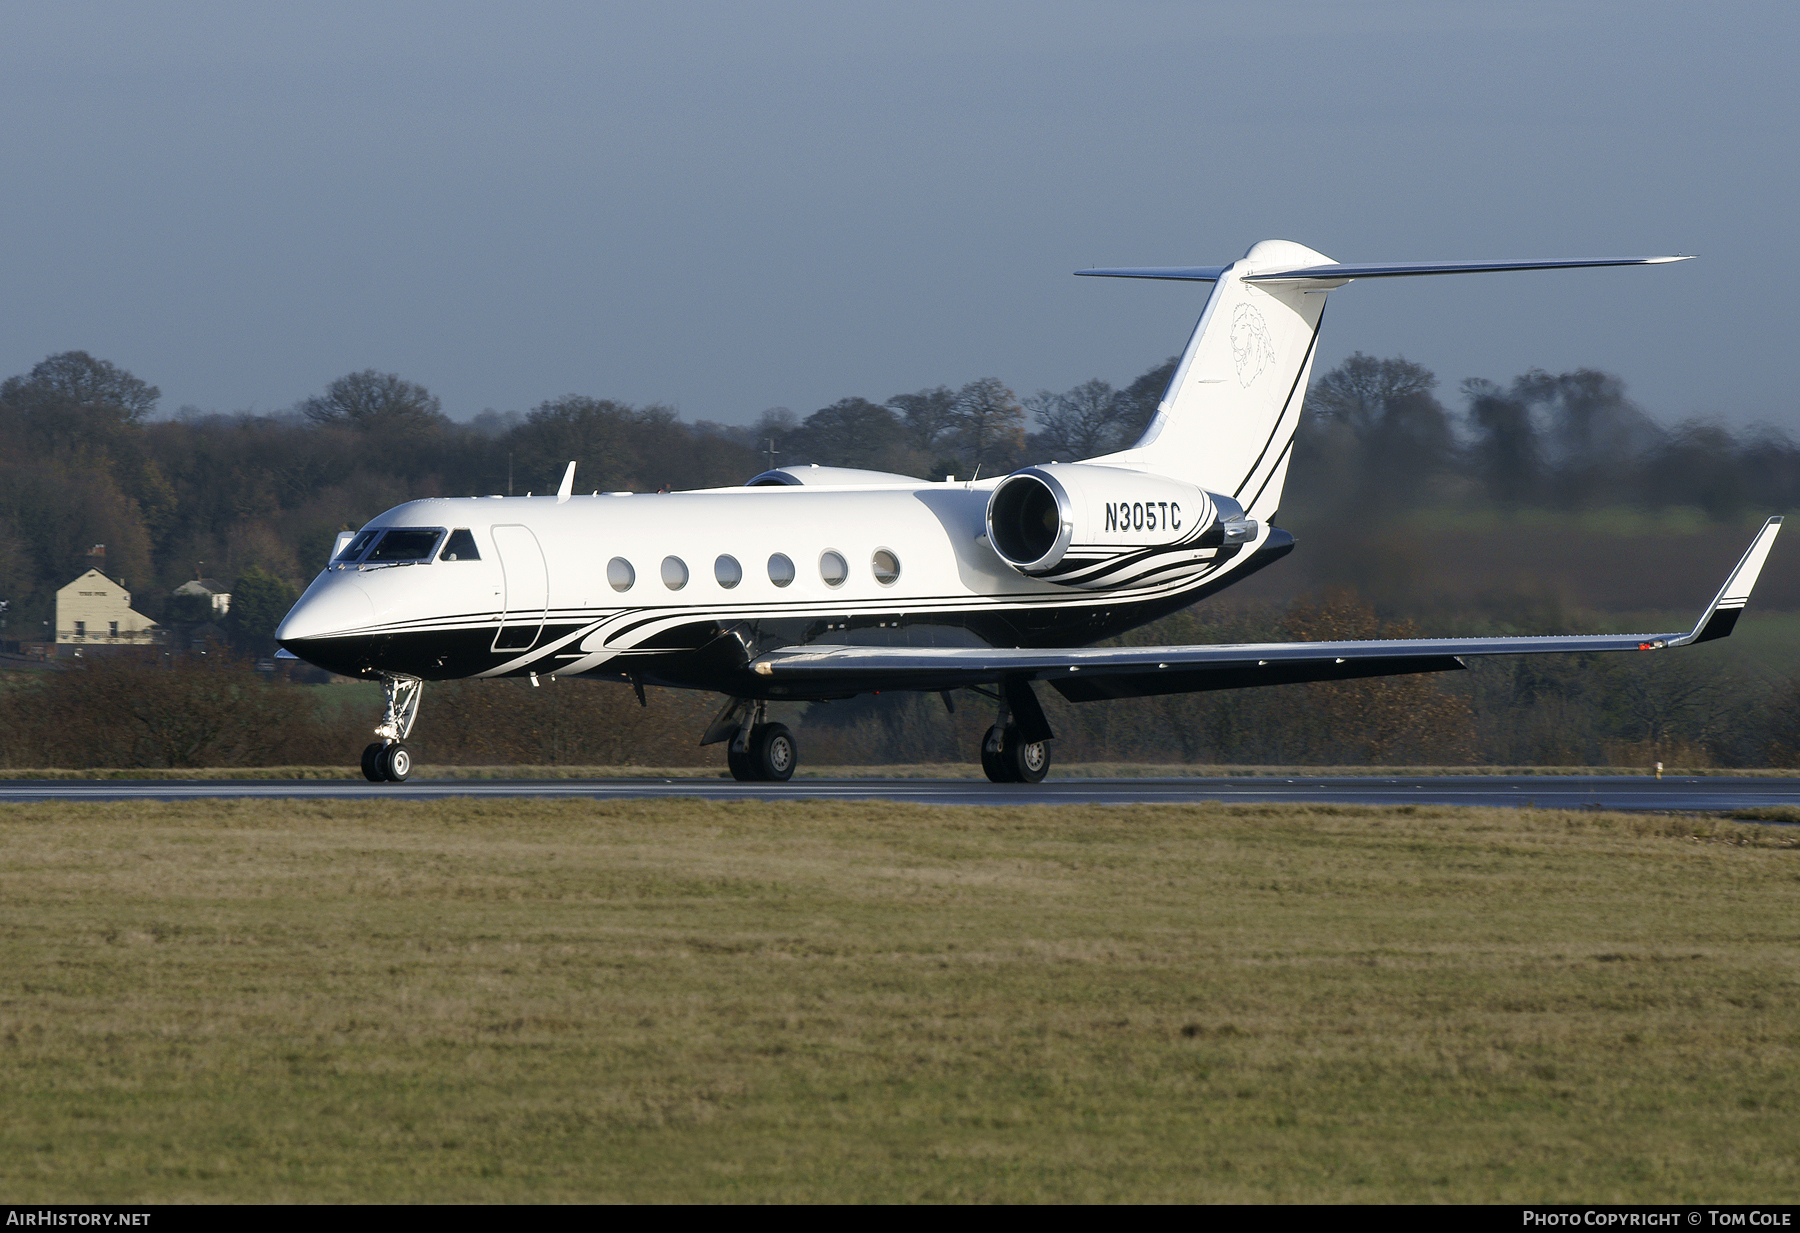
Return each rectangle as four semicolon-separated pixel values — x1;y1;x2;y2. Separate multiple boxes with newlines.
1295;353;1800;519
5;345;1788;638
4;344;1799;769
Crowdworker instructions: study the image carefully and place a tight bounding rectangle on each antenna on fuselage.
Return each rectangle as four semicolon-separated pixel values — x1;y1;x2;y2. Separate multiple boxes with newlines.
556;461;576;503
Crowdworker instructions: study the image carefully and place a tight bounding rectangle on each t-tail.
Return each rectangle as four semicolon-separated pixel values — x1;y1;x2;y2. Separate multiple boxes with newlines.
1078;241;1694;524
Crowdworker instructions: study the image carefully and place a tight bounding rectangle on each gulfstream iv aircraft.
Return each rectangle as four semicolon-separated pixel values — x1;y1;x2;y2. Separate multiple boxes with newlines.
276;239;1782;783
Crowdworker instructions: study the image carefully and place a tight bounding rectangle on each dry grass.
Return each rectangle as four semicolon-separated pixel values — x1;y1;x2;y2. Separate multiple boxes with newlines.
1;798;1796;1202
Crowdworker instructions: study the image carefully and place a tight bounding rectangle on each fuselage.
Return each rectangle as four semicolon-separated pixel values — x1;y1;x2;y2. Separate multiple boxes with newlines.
276;478;1290;699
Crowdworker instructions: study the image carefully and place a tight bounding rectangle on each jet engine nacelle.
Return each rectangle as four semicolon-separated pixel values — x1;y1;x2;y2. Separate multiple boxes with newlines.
985;464;1255;587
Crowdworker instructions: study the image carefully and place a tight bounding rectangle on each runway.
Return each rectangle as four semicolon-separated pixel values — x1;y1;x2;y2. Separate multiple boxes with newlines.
3;774;1797;812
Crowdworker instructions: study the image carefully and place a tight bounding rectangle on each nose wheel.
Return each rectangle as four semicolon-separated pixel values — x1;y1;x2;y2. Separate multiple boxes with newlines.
362;741;412;782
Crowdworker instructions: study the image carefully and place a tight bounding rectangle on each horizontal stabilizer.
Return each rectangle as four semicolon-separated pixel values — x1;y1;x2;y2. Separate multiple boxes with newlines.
1075;266;1231;282
1075;255;1692;284
1248;256;1694;282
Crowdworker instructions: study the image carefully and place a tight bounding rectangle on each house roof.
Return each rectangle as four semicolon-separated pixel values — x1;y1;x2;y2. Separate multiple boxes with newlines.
57;568;126;592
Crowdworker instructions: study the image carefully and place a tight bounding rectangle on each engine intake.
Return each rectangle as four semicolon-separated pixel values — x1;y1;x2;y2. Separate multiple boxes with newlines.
987;469;1074;572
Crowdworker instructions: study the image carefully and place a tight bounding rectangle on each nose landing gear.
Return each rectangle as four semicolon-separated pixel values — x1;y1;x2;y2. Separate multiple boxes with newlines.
361;676;423;783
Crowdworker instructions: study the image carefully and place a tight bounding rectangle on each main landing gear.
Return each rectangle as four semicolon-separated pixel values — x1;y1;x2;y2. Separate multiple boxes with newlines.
981;724;1051;784
362;675;423;783
976;678;1054;784
704;698;797;782
701;679;1054;786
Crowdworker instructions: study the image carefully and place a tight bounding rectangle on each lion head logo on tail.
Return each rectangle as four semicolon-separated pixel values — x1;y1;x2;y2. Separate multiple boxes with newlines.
1230;303;1277;388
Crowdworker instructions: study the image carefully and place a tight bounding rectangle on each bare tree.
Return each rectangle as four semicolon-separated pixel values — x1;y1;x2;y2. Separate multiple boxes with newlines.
1513;367;1662;466
1112;356;1178;444
948;377;1025;476
0;351;161;459
887;386;958;456
1308;352;1437;436
300;370;444;433
0;350;160;422
1462;377;1544;505
1026;378;1122;460
783;398;916;472
509;396;675;491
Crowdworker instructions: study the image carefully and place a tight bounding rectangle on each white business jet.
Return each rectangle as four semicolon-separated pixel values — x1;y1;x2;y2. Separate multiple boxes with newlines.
275;239;1781;784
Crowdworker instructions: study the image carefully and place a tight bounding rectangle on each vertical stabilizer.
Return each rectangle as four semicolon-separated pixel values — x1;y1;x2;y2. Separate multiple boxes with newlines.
1095;239;1333;522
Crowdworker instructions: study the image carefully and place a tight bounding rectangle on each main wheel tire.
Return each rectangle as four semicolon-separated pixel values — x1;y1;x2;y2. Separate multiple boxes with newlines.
750;722;796;782
361;741;389;783
980;726;1013;783
1004;726;1051;784
380;742;413;783
726;741;755;782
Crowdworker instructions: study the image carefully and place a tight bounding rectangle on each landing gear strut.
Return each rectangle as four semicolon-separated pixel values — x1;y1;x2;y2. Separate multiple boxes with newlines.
362;675;423;783
978;677;1054;784
704;697;798;782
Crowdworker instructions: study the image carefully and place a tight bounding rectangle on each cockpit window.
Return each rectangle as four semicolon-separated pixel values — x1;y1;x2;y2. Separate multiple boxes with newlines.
439;529;480;561
334;528;382;563
365;527;446;563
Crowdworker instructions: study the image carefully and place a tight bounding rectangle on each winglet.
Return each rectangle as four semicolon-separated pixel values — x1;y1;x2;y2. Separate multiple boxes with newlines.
1675;516;1783;645
556;461;576;503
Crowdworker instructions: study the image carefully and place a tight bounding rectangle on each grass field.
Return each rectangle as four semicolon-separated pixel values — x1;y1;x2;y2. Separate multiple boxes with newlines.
2;798;1797;1202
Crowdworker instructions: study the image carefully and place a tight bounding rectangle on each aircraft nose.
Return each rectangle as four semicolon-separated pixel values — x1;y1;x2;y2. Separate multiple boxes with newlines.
276;577;377;643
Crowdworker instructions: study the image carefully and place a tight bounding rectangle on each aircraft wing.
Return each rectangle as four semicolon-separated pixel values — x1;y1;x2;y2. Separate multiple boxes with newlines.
750;517;1781;703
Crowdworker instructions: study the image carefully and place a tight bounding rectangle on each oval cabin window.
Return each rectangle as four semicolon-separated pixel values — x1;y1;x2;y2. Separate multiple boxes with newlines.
871;548;900;586
661;556;689;590
607;557;635;592
768;553;795;588
715;555;742;589
819;550;848;588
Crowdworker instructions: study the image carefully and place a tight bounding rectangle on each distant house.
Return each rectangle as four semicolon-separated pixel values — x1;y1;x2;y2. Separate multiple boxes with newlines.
54;570;163;653
173;578;232;618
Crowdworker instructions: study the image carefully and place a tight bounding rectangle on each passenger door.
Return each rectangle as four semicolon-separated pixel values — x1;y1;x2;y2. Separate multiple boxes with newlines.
490;525;548;652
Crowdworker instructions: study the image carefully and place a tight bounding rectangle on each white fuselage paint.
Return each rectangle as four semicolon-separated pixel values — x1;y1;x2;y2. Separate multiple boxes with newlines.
279;478;1268;681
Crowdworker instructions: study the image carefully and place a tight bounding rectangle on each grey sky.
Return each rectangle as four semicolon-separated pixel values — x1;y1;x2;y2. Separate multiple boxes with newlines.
2;1;1792;432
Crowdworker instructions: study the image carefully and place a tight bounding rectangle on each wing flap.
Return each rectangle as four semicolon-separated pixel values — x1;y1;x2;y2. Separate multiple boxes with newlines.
1049;654;1467;702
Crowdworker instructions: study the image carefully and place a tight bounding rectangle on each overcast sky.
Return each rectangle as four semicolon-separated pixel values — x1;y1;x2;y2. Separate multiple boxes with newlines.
2;1;1793;432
